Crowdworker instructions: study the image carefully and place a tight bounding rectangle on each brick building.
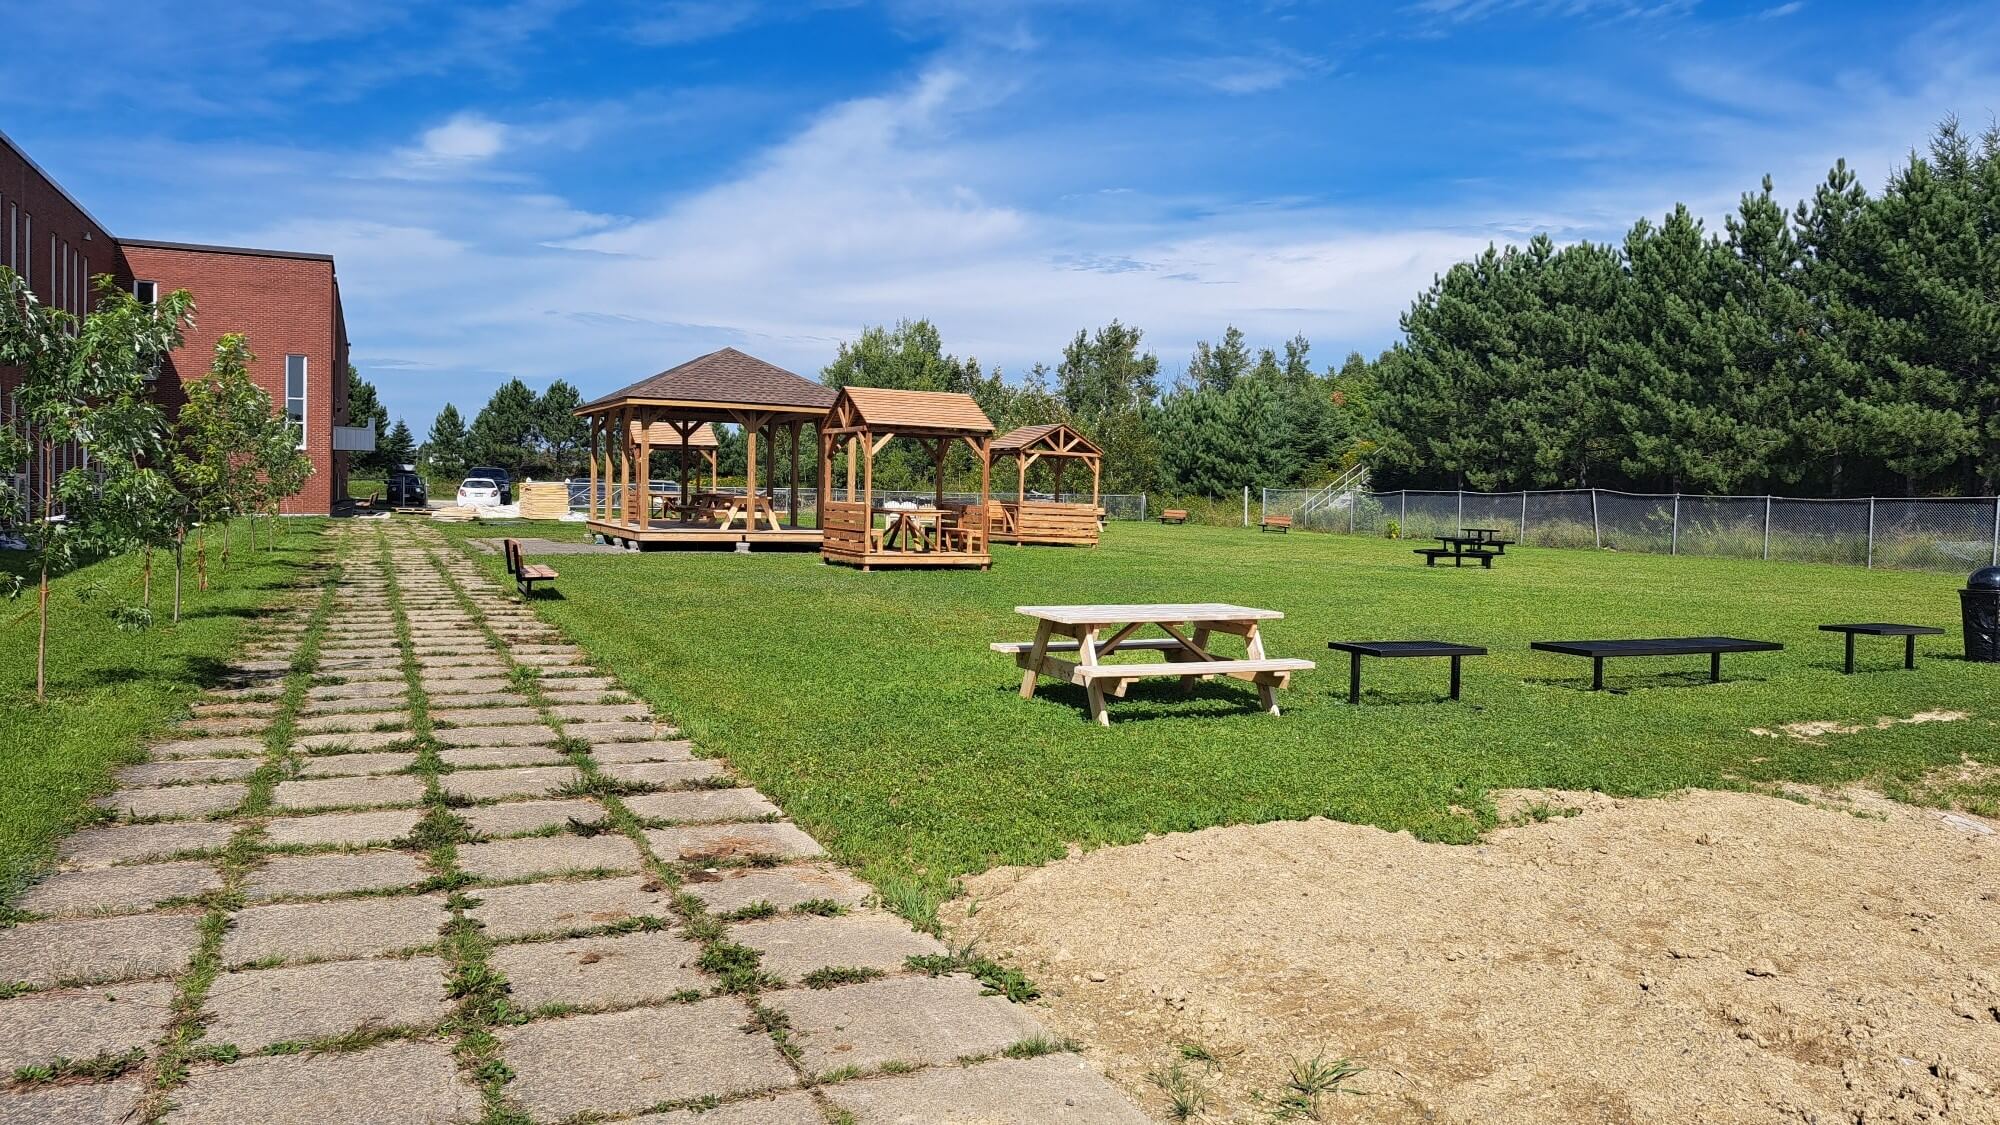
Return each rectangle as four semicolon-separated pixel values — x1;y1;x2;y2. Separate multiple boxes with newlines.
1;127;361;515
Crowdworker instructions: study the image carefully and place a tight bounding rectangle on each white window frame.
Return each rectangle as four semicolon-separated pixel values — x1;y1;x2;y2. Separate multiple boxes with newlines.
285;354;309;450
133;279;158;304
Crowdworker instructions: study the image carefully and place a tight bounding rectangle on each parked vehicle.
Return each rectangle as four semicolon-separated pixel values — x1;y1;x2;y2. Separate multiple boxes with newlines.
457;478;503;508
384;472;428;509
468;466;513;504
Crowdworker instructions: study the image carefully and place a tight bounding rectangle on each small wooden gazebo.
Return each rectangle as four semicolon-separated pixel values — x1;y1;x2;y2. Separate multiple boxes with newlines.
576;348;834;549
818;386;994;570
985;422;1104;546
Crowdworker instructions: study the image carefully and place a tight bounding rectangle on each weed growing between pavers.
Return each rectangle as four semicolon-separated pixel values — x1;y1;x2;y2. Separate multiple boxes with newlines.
141;527;341;1120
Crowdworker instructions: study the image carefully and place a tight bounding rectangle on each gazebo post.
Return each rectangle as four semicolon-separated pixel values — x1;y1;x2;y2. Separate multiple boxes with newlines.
637;408;652;529
932;438;946;510
742;414;759;527
1053;458;1065;504
978;435;991;560
585;415;598;522
845;437;857;499
764;421;778;529
788;421;802;529
677;421;691;519
620;406;635;530
1091;454;1101;508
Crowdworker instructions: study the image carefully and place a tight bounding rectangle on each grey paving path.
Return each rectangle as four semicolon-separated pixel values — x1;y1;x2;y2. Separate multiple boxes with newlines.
0;521;1148;1124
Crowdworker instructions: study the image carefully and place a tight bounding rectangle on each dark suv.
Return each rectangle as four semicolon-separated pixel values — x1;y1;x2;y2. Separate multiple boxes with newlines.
468;466;513;504
384;471;428;508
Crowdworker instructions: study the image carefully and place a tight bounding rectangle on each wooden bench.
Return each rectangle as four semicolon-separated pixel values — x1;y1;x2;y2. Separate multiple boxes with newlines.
1260;515;1291;533
501;538;559;597
1158;509;1189;524
1415;547;1493;568
1530;636;1782;691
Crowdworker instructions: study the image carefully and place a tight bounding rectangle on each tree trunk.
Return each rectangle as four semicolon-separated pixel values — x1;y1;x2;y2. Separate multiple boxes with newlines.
142;548;153;614
36;557;49;701
173;534;185;625
197;526;208;592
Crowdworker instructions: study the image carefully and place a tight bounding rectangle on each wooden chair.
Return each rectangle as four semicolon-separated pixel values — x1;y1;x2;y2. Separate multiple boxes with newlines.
1159;509;1190;524
1260;515;1292;533
502;538;559;596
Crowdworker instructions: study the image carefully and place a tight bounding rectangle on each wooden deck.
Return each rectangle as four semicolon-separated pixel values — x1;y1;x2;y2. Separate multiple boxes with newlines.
587;518;822;548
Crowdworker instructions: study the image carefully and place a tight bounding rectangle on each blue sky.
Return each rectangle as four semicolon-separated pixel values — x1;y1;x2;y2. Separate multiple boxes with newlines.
3;0;1995;434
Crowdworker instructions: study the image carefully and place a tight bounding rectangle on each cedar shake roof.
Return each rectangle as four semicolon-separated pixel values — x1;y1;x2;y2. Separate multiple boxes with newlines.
581;347;836;412
628;420;719;448
836;386;993;434
992;422;1102;456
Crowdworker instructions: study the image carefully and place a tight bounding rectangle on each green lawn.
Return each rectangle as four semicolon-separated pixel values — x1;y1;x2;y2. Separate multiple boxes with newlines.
0;525;326;900
441;519;1998;921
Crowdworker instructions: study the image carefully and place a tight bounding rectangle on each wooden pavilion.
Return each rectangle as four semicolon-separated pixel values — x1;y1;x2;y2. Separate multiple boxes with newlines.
575;348;834;549
818;386;994;570
984;422;1104;546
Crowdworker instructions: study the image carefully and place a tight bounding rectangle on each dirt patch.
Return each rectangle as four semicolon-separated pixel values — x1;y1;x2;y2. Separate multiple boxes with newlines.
947;790;2000;1123
1751;709;1968;741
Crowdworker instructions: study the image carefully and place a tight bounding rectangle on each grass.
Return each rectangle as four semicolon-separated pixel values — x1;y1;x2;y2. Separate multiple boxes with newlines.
431;518;2000;924
0;523;325;901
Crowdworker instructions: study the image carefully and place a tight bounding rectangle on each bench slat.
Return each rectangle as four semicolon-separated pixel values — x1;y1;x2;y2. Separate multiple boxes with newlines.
1075;658;1314;679
989;638;1189;654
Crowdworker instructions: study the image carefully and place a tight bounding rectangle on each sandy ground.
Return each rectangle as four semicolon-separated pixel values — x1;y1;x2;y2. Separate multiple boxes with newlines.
947;789;2000;1124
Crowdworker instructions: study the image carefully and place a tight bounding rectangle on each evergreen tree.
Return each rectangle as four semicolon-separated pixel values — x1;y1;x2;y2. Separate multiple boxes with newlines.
346;366;392;473
1057;321;1160;493
468;379;539;473
425;404;469;480
535;380;587;477
379;419;417;469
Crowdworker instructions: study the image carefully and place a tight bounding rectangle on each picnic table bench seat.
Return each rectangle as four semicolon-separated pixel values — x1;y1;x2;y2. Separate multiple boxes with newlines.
1531;636;1781;690
501;538;559;596
1158;509;1190;524
1260;515;1292;533
1415;546;1494;568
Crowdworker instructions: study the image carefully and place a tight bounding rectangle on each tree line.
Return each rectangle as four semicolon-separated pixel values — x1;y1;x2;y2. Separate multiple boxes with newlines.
357;377;587;483
1;272;311;698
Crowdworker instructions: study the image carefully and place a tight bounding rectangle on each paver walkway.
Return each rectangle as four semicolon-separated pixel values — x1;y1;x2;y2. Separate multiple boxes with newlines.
0;522;1148;1124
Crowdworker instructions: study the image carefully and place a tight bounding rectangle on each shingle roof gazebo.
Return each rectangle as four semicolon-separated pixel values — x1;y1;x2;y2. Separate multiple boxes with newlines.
985;422;1104;546
575;348;835;548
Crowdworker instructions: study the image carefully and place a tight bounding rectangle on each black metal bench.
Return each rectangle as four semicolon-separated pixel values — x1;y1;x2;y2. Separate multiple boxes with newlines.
502;538;559;597
1530;636;1782;691
1414;547;1494;568
1819;623;1944;673
1328;640;1487;703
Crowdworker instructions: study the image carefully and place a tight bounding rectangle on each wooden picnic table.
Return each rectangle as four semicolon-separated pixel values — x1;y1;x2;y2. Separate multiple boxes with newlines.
995;603;1314;726
874;506;952;552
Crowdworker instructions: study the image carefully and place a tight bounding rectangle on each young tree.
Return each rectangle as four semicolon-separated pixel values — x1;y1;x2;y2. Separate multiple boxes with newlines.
0;270;194;697
425;404;469;480
170;334;265;604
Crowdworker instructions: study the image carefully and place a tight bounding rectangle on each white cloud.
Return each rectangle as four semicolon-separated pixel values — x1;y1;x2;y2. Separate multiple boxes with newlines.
412;113;510;163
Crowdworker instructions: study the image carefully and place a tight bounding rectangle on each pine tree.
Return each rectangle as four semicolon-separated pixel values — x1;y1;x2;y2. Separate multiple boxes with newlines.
535;380;587;478
380;420;417;469
425;404;469;480
468;379;539;473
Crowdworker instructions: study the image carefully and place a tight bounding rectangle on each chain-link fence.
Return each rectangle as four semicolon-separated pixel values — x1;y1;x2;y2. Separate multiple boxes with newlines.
1261;487;2000;574
562;480;1149;520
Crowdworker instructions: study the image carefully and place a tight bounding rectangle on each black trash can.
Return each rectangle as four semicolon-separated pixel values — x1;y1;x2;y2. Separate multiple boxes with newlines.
1963;566;2000;662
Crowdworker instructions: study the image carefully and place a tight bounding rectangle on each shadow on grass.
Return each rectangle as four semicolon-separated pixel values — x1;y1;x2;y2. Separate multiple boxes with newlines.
1523;669;1772;694
1015;678;1276;723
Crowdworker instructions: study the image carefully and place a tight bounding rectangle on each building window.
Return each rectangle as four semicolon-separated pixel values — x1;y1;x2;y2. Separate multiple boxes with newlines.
133;280;157;305
285;355;308;449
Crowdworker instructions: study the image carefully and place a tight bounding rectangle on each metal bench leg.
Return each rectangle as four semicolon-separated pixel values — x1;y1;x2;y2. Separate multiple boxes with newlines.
1349;652;1362;705
1844;633;1855;674
1710;651;1722;682
1449;655;1462;701
1905;633;1916;669
1591;657;1604;691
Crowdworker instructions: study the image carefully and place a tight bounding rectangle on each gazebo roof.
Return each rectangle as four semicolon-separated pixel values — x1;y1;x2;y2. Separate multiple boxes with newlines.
628;420;719;448
833;386;993;435
992;422;1101;457
580;347;836;413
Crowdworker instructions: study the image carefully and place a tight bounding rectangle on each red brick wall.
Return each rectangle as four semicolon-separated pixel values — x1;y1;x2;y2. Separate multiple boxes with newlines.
122;244;346;515
1;133;127;510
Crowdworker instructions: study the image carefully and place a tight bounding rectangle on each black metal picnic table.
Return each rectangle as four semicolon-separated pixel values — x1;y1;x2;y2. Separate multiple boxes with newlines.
1530;636;1783;690
1819;623;1944;673
1328;640;1487;703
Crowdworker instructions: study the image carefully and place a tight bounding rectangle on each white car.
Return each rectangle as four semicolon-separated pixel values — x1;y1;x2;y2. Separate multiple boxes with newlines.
457;478;502;508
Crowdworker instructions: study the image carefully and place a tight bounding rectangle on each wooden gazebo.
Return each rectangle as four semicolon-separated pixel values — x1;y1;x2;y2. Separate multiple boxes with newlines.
576;348;834;549
984;423;1104;546
818;386;993;570
631;419;720;495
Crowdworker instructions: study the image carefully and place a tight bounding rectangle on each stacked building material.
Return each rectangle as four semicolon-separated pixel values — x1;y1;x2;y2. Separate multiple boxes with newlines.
520;482;570;520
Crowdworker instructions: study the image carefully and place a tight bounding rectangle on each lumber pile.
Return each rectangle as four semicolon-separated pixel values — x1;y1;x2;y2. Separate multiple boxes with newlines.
430;506;480;523
520;482;570;520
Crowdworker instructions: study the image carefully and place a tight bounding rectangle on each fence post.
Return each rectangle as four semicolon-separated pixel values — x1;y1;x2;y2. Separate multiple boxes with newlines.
1866;498;1875;569
1260;487;1268;528
1519;492;1528;542
1671;493;1680;555
1400;491;1407;527
1456;490;1464;531
1591;489;1600;549
1763;496;1772;561
1992;496;1998;566
1242;486;1249;528
1349;488;1356;534
1139;493;1147;522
